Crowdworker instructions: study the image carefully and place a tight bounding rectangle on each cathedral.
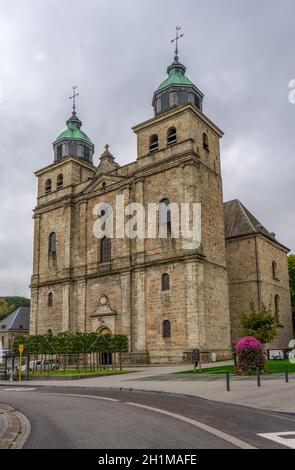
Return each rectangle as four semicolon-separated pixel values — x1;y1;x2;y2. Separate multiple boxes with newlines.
30;44;293;364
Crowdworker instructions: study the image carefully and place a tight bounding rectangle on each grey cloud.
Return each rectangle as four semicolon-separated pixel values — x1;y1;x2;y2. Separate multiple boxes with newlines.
0;0;295;296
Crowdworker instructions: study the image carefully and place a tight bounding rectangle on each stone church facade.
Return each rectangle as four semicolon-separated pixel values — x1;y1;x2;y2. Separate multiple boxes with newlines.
30;52;293;363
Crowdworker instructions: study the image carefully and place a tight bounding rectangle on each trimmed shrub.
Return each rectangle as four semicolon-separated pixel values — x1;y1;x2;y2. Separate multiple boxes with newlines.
12;332;128;355
236;336;266;375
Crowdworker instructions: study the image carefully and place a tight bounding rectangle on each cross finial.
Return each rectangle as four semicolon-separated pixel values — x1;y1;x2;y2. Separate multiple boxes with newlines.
69;85;79;115
171;26;184;60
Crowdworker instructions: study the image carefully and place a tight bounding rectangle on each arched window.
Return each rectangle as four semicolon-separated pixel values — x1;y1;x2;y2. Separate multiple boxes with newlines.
274;294;280;315
162;273;170;291
272;261;278;279
48;293;53;308
203;133;209;152
149;134;159;153
159;198;171;237
45;179;52;194
57;174;63;190
101;236;111;263
163;320;171;338
167;127;177;145
49;232;56;255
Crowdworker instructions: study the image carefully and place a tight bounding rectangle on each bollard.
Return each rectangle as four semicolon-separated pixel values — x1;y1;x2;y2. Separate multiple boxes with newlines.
285;366;289;383
256;368;261;387
226;372;230;392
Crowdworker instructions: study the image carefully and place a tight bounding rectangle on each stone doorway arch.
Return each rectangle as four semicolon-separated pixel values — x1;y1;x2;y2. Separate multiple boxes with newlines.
98;326;112;336
97;326;112;365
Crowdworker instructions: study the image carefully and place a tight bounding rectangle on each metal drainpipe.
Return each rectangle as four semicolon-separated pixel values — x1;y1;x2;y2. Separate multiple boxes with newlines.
255;235;261;308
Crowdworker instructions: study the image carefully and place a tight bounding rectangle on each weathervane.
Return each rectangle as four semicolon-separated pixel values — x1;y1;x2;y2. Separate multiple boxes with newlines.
69;85;79;115
171;26;184;60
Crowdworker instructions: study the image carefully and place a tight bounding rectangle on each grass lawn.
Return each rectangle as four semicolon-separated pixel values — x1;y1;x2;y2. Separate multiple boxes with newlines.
30;369;130;377
175;360;295;375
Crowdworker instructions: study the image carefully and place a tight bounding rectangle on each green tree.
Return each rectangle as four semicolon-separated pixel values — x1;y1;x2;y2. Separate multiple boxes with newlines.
0;297;30;322
240;303;282;345
288;254;295;332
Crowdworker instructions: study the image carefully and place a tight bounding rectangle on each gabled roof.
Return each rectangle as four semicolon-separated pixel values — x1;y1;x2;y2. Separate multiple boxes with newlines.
0;307;30;333
224;199;289;251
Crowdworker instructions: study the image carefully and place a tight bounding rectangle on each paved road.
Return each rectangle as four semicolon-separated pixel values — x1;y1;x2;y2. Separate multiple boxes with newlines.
0;385;294;449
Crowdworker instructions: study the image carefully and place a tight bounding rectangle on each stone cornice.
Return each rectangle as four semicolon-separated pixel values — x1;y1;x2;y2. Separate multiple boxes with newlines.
30;251;206;288
34;151;200;215
35;156;96;176
132;103;224;138
225;232;289;254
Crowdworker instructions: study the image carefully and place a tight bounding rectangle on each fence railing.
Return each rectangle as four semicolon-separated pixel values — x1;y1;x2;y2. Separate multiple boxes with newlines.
1;352;123;380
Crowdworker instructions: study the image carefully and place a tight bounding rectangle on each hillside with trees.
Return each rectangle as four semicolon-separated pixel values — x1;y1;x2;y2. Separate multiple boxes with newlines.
0;297;30;322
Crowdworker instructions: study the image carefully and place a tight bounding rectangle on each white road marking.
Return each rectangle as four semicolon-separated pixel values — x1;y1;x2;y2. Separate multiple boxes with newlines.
258;432;295;449
4;389;258;449
3;388;36;392
125;402;256;449
48;393;119;402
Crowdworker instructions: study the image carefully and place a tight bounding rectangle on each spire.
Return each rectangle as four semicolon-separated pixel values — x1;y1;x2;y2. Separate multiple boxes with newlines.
67;85;82;129
170;26;184;62
52;87;94;163
69;85;79;116
152;30;204;116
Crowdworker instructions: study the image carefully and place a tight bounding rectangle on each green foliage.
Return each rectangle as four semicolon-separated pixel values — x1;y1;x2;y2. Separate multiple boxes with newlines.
176;360;295;375
236;336;266;375
288;254;295;330
240;303;282;344
0;297;30;322
31;369;130;377
12;332;128;355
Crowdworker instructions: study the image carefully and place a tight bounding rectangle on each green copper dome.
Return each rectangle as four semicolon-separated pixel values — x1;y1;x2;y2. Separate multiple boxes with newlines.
53;110;95;164
157;59;193;91
152;55;204;116
54;115;93;145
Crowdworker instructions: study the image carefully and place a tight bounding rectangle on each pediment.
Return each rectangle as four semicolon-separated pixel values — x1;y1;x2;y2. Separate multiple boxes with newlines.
90;294;117;318
95;156;120;176
80;172;125;195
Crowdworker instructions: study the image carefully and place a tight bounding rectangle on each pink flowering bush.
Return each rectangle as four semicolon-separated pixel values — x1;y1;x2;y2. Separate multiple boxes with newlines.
236;336;266;375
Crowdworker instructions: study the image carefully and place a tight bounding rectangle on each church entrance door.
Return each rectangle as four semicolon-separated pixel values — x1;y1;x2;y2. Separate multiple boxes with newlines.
98;327;112;366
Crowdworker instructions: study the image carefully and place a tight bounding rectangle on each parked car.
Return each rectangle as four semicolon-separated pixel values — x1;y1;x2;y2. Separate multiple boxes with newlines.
0;349;9;364
21;360;41;372
0;349;9;357
21;359;59;373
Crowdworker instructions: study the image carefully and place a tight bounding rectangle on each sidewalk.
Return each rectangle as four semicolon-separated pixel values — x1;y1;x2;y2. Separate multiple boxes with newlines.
1;362;294;414
0;404;30;448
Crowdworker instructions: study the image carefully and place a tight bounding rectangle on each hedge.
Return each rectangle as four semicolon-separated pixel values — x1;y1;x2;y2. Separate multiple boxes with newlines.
12;332;128;355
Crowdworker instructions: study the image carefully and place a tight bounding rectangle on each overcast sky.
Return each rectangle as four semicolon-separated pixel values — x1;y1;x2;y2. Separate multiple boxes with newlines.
1;0;295;297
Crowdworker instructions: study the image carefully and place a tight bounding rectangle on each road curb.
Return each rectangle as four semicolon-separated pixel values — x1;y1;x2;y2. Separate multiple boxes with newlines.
0;404;31;449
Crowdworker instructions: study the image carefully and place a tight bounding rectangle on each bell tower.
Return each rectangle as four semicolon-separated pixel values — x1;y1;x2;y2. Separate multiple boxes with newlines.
132;30;232;356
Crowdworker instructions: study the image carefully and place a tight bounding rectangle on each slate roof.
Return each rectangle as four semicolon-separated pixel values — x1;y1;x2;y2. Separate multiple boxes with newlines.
224;199;289;251
0;307;30;333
